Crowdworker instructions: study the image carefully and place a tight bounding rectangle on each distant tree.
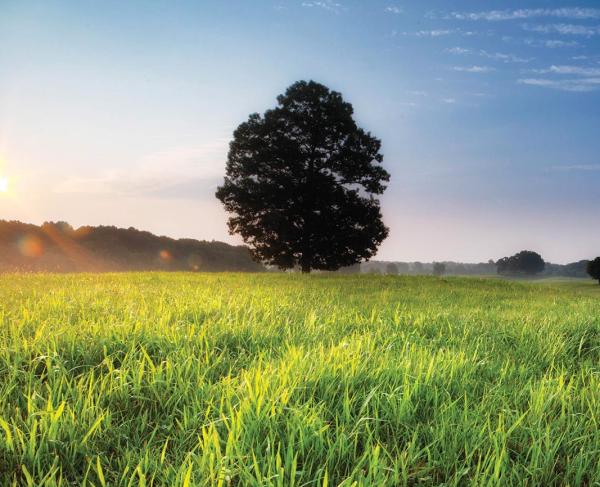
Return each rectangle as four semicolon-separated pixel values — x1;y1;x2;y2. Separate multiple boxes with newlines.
520;251;545;274
433;262;446;276
563;260;590;278
412;262;423;274
396;262;410;274
216;80;390;273
587;257;600;285
386;262;399;275
495;257;509;274
497;250;545;276
453;264;467;275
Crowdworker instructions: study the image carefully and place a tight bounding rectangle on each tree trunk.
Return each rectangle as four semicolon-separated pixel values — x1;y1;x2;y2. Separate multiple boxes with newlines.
300;148;316;276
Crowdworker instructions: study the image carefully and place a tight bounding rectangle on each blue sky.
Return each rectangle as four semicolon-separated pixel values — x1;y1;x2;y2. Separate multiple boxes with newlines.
1;0;599;263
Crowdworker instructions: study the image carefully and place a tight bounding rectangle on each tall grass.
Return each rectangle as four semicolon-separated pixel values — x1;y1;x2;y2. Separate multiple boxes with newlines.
0;273;599;486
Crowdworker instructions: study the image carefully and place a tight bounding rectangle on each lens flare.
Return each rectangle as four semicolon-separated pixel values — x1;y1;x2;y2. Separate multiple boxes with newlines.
0;177;8;193
18;235;45;258
159;250;172;262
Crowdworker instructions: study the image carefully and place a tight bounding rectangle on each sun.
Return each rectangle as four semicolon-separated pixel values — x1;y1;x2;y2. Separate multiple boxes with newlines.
0;177;8;194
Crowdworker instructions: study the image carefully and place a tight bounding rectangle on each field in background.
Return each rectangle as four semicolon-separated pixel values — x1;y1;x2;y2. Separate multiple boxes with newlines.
1;273;599;486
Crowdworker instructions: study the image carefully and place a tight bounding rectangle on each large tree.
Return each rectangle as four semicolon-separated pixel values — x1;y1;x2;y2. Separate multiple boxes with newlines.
587;257;600;285
216;80;390;273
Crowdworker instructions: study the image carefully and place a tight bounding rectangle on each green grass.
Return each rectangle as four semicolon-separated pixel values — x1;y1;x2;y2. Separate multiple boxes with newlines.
1;273;599;486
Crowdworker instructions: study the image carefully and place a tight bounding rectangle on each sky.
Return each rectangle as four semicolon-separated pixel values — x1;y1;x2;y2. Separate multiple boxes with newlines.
1;0;599;264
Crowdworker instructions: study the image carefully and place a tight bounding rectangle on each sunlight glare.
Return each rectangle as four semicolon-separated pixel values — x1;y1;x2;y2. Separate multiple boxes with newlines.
18;235;45;258
0;177;8;194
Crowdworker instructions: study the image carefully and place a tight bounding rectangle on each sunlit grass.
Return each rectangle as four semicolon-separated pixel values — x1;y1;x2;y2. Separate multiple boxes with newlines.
0;273;599;485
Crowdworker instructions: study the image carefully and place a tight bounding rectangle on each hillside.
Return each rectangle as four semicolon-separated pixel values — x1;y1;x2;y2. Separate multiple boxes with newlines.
0;220;263;272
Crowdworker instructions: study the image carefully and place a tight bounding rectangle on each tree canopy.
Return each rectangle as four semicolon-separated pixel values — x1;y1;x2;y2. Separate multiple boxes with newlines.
216;80;389;273
587;257;600;284
496;250;545;276
433;262;446;276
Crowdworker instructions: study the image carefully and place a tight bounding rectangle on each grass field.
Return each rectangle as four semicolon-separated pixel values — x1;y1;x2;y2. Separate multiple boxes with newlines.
1;273;599;486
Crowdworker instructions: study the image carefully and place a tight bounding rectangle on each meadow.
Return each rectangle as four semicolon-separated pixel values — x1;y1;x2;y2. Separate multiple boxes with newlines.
0;273;599;486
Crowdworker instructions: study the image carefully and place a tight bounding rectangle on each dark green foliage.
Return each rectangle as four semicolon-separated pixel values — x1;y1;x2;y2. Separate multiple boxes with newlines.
545;260;589;278
433;262;446;276
216;80;389;273
497;250;545;276
587;257;600;284
0;220;263;272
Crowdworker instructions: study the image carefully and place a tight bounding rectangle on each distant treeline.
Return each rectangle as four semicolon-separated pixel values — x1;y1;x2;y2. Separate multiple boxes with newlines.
1;220;591;277
0;220;264;273
360;260;590;278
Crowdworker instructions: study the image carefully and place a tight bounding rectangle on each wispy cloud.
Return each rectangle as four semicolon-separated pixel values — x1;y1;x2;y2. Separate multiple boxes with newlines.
524;38;579;48
549;164;600;171
522;23;600;36
445;47;471;54
521;62;600;92
442;98;457;104
518;77;600;92
450;8;600;21
533;64;600;76
55;175;218;199
404;29;456;37
301;1;342;13
54;142;228;198
445;47;530;63
403;29;478;37
453;65;496;73
384;6;402;14
479;50;531;63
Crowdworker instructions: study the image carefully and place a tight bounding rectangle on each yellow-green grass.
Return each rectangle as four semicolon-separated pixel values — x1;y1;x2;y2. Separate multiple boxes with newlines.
0;273;599;486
